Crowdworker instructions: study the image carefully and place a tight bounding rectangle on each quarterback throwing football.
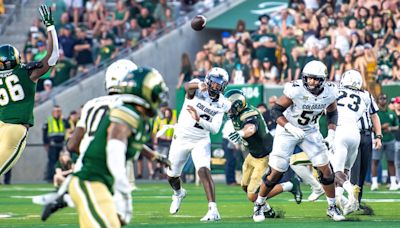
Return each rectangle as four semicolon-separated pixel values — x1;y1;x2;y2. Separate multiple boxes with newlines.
167;67;230;221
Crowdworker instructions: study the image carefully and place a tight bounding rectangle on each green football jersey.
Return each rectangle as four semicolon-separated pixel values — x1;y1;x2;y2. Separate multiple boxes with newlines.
0;65;36;126
231;105;273;158
74;103;149;193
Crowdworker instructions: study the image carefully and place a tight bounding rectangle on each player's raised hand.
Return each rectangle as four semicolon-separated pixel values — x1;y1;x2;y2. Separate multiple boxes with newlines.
197;82;208;92
38;4;54;27
186;105;200;121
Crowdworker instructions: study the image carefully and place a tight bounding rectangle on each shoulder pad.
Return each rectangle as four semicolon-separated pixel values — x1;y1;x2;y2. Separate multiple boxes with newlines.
109;105;141;130
24;61;43;71
240;108;259;122
283;80;302;99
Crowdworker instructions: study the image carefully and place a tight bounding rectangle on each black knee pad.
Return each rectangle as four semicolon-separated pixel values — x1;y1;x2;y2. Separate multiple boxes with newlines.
262;166;281;188
316;168;335;185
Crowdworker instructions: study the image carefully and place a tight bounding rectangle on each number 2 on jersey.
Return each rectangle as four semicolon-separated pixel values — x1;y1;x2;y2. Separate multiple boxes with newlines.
0;75;25;106
194;114;211;129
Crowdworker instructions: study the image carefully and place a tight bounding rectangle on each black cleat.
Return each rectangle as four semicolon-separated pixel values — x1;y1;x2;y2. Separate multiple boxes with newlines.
41;194;67;221
290;176;302;204
264;207;276;218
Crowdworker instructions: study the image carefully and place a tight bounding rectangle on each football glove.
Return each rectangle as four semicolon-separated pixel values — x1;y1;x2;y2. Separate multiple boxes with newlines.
39;4;54;27
323;129;335;150
284;123;305;140
152;152;171;168
113;190;132;226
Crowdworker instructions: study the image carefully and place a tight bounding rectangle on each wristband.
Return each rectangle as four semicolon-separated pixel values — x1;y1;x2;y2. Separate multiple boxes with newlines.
375;134;383;139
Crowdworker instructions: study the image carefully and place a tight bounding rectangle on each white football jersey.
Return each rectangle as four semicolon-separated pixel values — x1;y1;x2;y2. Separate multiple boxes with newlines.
337;88;371;127
283;80;338;131
175;78;231;140
77;95;123;154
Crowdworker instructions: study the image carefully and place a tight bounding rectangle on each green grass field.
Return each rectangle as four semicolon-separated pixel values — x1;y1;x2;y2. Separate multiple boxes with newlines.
0;182;399;227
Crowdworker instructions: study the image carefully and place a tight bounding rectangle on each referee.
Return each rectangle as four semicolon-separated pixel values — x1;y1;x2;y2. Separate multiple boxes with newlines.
350;93;382;205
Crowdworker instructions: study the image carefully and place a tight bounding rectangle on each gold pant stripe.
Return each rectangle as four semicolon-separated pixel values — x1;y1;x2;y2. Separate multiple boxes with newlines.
70;177;101;228
0;123;27;175
84;181;112;227
78;179;108;227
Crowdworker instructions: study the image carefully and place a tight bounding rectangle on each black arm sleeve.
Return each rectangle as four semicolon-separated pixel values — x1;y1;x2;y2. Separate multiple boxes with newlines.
326;109;338;125
270;104;287;122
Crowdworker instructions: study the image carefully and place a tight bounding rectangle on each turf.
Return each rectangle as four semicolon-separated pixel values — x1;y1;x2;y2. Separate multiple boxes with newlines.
0;182;399;227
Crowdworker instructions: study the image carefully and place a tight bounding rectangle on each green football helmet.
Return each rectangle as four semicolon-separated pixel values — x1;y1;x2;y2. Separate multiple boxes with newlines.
0;44;21;71
117;67;169;117
225;89;247;117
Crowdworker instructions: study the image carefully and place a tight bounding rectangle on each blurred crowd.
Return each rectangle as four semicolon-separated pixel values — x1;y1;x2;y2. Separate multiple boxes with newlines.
178;0;400;100
22;0;215;103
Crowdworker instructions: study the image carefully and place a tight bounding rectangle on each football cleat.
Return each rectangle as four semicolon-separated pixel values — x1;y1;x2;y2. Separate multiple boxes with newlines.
253;203;266;222
169;188;186;214
343;185;360;215
263;205;276;218
389;184;399;191
200;208;221;222
327;204;345;221
308;187;324;202
41;194;68;221
335;195;348;211
290;176;302;204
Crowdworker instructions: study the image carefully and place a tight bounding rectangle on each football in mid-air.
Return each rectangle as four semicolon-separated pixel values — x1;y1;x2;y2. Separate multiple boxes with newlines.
191;15;207;31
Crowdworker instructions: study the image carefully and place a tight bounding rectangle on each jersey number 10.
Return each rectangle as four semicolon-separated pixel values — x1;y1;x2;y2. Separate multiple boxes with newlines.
0;75;25;106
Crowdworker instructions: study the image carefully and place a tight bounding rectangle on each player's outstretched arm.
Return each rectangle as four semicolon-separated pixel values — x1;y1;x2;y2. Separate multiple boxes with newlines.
228;123;256;143
184;81;207;99
30;4;59;81
141;144;171;167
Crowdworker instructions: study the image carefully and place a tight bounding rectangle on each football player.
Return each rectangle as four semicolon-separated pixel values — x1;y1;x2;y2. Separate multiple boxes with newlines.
167;67;230;221
68;67;169;227
0;5;59;176
39;60;170;222
331;70;375;215
37;59;138;221
253;60;345;222
225;89;302;218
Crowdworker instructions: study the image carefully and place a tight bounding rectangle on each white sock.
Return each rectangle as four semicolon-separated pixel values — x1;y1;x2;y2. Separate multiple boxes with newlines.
208;202;217;211
256;195;267;205
281;181;293;192
390;176;397;185
372;177;378;185
173;189;181;196
335;187;344;198
326;197;336;206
